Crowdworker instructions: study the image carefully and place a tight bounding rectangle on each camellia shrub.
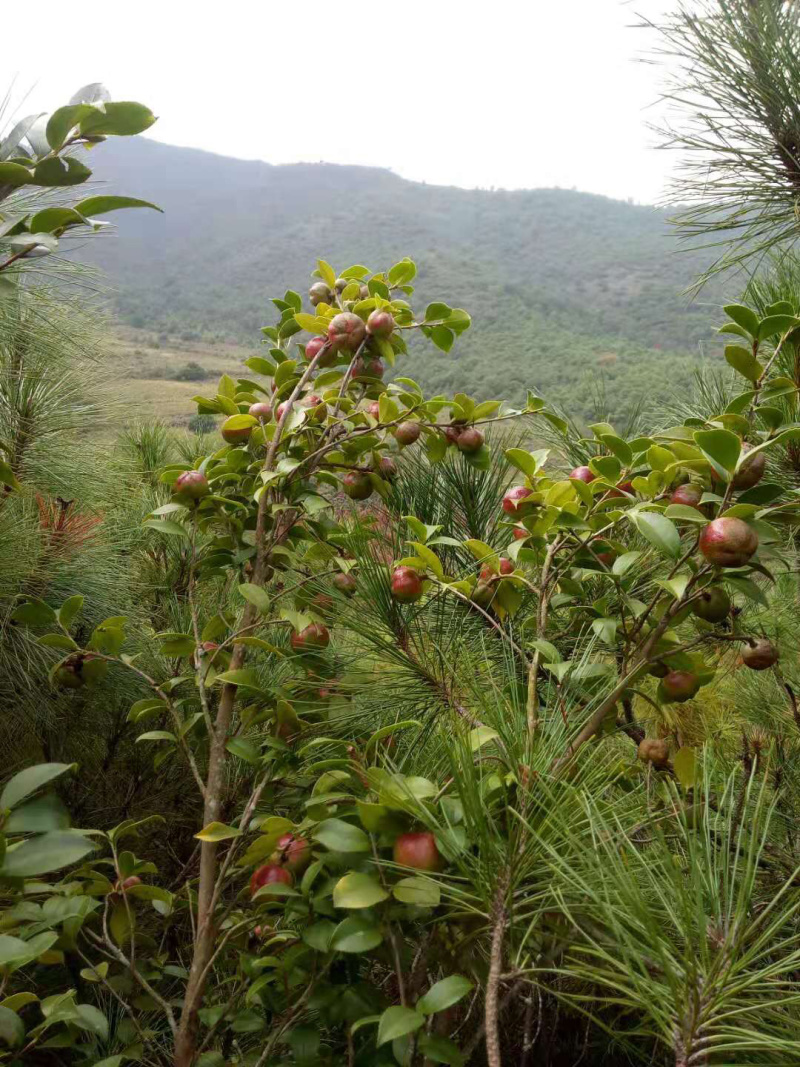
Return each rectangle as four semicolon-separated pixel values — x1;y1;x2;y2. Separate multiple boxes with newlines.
4;268;800;1067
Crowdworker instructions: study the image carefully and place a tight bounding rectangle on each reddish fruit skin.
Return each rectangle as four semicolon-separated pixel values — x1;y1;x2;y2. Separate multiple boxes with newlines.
595;550;616;567
742;638;779;670
638;739;669;767
671;484;703;510
693;586;731;623
570;465;595;483
456;427;484;453
393;832;442;872
312;593;334;613
502;485;534;515
732;442;766;490
364;401;381;419
275;401;291;422
222;425;252;446
366;309;395;338
328;312;367;351
391;566;423;603
443;426;461;446
174;470;209;499
661;670;700;703
309;281;332;307
498;557;514;575
269;833;312;873
395;421;421;447
332;572;357;597
512;528;528;540
304;394;324;408
290;623;330;653
353;357;384;379
120;875;142;891
248;402;273;420
699;518;759;568
250;864;293;897
378;456;397;481
305;336;327;361
616;480;634;495
342;471;373;500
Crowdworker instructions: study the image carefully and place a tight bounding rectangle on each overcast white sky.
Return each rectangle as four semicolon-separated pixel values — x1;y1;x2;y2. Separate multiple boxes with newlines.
4;0;679;204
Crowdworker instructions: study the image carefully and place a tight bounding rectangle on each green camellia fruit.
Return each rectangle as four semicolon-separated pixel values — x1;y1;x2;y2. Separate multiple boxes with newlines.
693;586;731;623
342;471;373;500
699;518;758;568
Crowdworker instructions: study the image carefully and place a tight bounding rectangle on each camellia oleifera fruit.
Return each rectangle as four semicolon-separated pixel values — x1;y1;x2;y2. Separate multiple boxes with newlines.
309;281;332;307
670;483;704;510
250;864;293;897
391;566;423;603
221;423;252;446
741;638;779;670
366;309;395;338
456;427;484;453
342;471;373;500
637;738;669;767
731;442;766;490
290;623;330;653
395;421;421;447
569;465;595;483
174;470;209;499
248;402;272;421
328;311;367;352
661;670;700;704
393;831;442;871
269;833;312;873
693;586;730;623
332;572;357;597
502;485;535;515
699;517;759;568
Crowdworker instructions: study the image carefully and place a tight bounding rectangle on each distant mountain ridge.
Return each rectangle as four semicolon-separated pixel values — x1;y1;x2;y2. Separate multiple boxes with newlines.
86;137;726;417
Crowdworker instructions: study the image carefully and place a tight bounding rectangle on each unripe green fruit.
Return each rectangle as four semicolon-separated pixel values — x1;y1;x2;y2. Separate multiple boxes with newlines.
174;470;209;499
693;586;730;623
699;518;758;568
391;565;423;603
638;738;669;767
54;660;84;689
472;580;494;607
395;421;421;447
741;638;779;670
342;471;373;500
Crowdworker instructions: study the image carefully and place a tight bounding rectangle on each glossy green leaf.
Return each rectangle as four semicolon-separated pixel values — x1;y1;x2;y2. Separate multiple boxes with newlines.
377;1005;425;1046
0;831;96;877
331;915;383;953
0;762;76;810
312;818;370;853
333;873;388;909
418;975;474;1015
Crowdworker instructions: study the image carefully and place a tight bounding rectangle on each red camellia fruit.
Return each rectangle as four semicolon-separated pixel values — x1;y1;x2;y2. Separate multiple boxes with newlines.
610;480;634;498
456;427;484;453
512;527;528;540
443;426;461;446
393;832;442;872
569;465;595;484
248;401;273;421
699;518;759;568
661;670;700;703
342;470;373;500
353;357;384;379
693;586;731;623
304;335;327;361
395;421;421;447
502;485;534;515
290;623;330;653
250;864;293;897
741;638;779;670
222;424;252;445
174;470;209;499
328;312;367;351
670;484;704;510
275;401;292;422
270;833;312;873
498;557;514;575
366;309;395;338
378;456;398;480
309;281;333;307
364;400;381;419
332;572;357;597
391;565;423;603
637;738;669;767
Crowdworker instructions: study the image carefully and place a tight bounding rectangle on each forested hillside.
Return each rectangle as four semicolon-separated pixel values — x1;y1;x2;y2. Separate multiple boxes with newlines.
87;138;723;418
